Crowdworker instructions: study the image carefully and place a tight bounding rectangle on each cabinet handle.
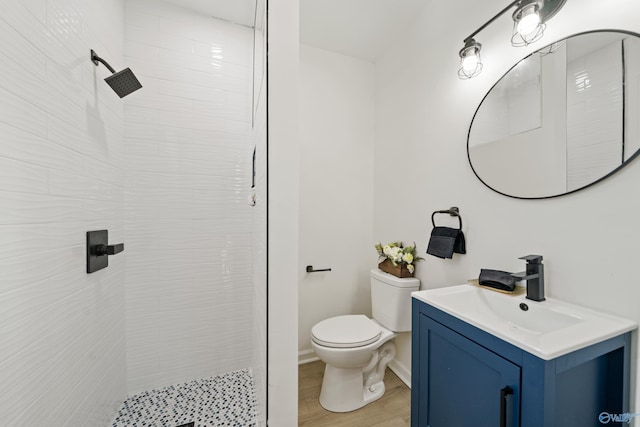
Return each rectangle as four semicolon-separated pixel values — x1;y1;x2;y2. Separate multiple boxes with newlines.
500;386;513;427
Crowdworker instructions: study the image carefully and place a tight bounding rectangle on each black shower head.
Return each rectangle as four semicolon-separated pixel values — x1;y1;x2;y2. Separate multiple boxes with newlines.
91;50;142;98
104;68;142;98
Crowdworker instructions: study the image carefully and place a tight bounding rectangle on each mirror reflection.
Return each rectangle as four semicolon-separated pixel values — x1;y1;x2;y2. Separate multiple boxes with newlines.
468;31;640;199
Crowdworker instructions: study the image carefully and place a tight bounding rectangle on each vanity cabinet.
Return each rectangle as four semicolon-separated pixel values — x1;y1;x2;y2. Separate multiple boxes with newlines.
411;298;632;427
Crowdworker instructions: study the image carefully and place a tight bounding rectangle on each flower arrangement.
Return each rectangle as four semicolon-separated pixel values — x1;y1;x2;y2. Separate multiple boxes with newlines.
375;241;423;274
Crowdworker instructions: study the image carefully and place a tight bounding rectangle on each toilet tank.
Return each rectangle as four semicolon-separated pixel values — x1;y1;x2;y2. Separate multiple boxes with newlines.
370;269;420;332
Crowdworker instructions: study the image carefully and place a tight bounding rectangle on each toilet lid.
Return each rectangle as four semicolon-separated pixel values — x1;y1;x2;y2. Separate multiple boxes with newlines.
311;315;381;348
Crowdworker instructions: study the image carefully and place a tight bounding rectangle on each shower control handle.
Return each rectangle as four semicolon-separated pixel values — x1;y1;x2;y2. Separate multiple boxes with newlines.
86;230;124;273
95;243;124;256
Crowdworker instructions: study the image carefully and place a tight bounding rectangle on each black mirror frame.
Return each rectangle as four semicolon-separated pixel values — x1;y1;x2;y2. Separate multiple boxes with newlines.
467;29;640;200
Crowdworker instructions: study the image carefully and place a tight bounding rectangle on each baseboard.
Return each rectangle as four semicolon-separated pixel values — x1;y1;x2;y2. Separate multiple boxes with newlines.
389;360;411;389
298;349;319;365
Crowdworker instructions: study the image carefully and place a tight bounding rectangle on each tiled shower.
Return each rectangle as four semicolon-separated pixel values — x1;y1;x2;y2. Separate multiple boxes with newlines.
0;0;267;425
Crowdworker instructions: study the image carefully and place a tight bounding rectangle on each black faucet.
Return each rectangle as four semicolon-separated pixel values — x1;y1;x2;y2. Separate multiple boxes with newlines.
511;255;545;302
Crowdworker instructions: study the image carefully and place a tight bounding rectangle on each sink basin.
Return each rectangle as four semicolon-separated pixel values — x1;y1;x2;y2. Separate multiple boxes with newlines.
413;284;636;360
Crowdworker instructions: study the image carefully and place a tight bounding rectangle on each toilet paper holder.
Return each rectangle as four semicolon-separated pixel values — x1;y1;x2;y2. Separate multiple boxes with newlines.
306;265;332;273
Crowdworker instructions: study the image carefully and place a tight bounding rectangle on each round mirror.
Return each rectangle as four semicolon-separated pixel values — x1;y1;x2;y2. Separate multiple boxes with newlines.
467;30;640;199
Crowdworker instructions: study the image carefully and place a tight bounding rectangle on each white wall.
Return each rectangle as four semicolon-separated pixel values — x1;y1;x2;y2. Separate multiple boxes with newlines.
374;0;640;414
268;0;300;424
123;0;255;394
298;45;375;360
470;50;567;198
0;0;126;425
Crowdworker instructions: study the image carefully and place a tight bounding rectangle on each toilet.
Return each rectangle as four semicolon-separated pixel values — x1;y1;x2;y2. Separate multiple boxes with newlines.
311;269;420;412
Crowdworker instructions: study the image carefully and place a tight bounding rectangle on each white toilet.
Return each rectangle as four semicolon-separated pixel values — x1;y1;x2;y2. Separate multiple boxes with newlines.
311;269;420;412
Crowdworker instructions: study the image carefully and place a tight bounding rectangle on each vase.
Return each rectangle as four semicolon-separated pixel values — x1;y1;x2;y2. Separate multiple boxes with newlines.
378;259;414;278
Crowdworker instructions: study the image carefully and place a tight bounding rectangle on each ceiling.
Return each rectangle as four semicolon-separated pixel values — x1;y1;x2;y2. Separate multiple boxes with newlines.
300;0;428;62
160;0;256;27
157;0;427;62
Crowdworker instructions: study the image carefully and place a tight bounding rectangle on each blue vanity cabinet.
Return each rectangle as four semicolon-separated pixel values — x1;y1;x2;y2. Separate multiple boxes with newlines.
417;314;521;426
411;298;632;427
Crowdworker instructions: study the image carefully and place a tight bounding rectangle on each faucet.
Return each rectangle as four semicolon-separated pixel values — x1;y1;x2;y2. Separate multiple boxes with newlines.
511;255;545;302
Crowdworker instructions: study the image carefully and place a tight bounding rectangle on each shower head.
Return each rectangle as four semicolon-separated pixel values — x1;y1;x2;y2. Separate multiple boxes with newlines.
104;68;142;98
91;49;142;98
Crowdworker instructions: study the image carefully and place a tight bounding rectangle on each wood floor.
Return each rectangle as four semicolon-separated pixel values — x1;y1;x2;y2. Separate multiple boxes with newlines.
298;361;411;426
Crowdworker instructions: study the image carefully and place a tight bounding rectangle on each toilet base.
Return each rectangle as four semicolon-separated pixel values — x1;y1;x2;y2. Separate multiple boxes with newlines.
318;365;386;413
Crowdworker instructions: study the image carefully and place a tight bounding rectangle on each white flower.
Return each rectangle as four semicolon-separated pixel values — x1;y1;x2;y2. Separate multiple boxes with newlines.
376;241;422;273
388;247;402;261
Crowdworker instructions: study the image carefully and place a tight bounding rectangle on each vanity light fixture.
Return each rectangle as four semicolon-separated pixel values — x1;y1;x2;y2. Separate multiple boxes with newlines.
458;0;566;79
511;1;545;46
458;39;483;79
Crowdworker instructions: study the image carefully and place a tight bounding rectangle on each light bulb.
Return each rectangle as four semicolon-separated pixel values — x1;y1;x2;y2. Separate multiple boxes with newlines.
516;6;541;38
458;39;483;79
462;54;479;73
511;2;545;46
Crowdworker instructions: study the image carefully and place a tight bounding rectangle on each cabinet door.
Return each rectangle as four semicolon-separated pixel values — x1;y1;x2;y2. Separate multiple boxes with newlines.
417;315;520;427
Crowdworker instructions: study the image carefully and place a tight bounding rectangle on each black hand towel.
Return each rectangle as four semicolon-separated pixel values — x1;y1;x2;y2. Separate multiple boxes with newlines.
454;229;466;254
427;227;466;259
478;269;516;292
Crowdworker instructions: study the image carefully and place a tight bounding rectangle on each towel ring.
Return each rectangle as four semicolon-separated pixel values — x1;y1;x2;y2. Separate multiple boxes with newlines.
431;207;463;230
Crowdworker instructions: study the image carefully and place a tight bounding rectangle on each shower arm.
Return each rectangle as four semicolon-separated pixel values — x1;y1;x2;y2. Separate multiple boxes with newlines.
90;50;116;74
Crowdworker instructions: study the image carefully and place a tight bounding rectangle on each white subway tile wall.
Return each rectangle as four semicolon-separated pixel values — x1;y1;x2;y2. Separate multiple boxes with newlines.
0;0;126;425
566;40;623;191
123;0;256;395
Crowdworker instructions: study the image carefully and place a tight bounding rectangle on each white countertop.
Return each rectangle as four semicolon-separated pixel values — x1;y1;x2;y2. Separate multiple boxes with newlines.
413;284;637;360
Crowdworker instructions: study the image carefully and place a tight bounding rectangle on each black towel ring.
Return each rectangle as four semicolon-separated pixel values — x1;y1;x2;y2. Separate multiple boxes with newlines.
431;207;462;230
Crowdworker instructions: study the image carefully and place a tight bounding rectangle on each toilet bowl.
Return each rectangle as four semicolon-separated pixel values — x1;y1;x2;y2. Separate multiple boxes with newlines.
310;269;420;412
311;315;397;412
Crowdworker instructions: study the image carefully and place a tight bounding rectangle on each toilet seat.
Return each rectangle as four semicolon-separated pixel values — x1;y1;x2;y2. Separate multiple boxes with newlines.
311;315;381;348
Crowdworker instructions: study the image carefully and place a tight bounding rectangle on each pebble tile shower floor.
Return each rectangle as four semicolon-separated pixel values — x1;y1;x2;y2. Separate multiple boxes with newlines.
112;369;257;427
